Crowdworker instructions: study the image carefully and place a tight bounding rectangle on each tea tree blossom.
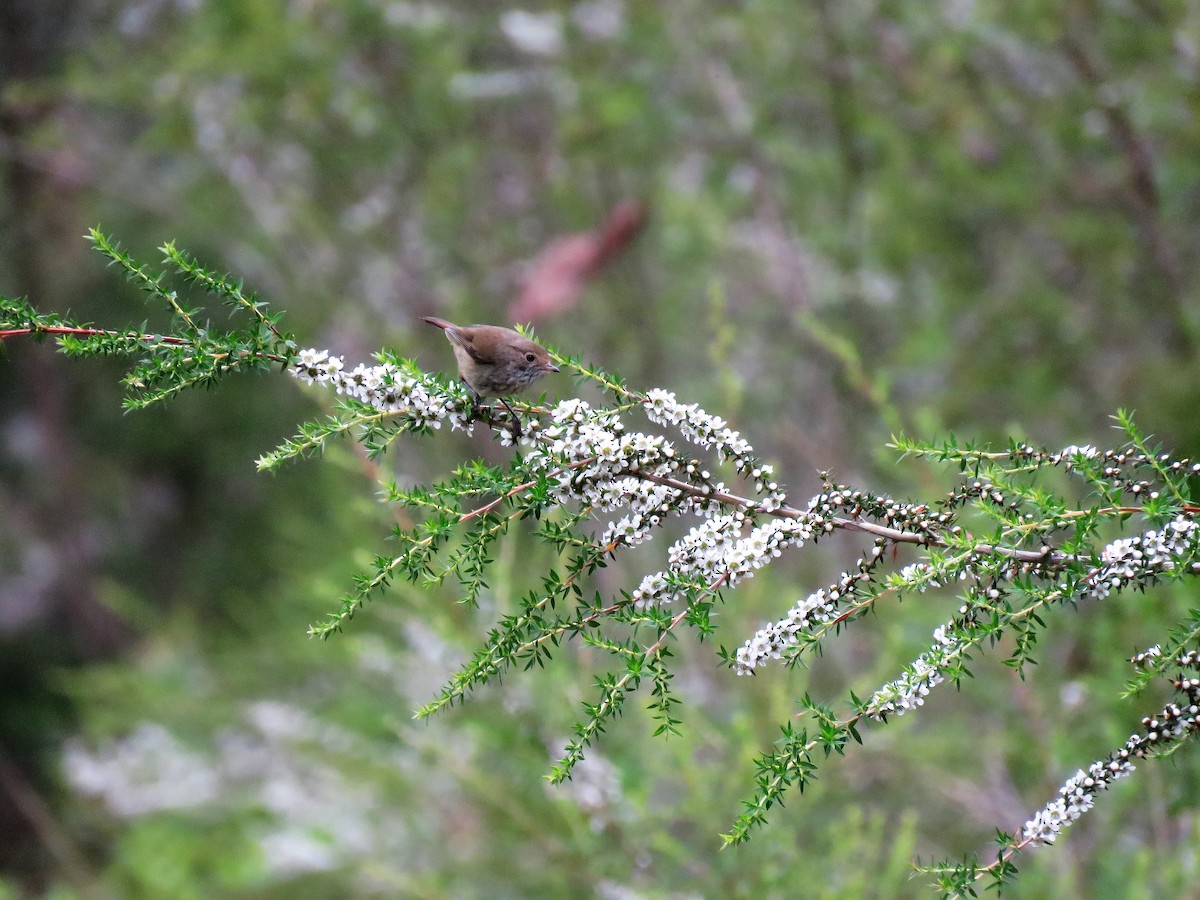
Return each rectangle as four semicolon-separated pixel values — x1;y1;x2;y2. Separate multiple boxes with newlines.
8;236;1200;896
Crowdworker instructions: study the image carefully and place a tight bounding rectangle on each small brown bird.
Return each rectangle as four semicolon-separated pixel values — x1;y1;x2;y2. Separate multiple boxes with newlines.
422;316;559;432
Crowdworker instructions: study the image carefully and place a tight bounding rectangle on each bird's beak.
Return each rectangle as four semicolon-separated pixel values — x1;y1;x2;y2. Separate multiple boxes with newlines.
546;363;560;373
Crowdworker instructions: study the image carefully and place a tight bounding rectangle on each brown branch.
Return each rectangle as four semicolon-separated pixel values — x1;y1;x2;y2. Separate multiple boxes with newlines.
0;324;193;344
636;469;1061;564
452;427;1164;572
0;323;293;367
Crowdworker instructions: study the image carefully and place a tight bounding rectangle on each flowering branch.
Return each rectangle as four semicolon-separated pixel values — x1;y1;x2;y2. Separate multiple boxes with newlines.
920;645;1200;895
1;230;295;408
5;237;1200;894
280;345;1200;876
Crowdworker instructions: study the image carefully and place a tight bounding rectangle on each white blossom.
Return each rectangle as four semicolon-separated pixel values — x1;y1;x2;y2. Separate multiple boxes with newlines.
525;398;685;548
866;650;948;719
643;389;787;509
1086;518;1199;601
1022;757;1134;846
734;586;840;673
897;562;941;592
63;723;220;816
288;348;453;429
637;513;818;610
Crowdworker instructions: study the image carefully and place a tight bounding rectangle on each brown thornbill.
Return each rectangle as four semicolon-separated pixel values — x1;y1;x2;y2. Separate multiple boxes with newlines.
422;316;559;435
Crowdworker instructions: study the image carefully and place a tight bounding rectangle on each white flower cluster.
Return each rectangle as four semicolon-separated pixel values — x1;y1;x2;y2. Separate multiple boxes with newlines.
643;389;787;511
64;722;219;816
1131;644;1162;666
734;586;842;674
65;706;406;874
632;512;821;609
897;562;944;592
1022;757;1134;846
1088;518;1199;601
863;519;1199;720
1023;648;1200;847
526;398;684;546
865;648;948;719
290;348;460;429
1059;444;1099;460
600;480;682;547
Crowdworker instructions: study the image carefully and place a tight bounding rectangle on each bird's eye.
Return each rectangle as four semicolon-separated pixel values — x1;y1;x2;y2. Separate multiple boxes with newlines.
525;352;536;362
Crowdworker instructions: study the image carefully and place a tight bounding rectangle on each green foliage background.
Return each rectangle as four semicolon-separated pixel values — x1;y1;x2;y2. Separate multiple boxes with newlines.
2;1;1200;896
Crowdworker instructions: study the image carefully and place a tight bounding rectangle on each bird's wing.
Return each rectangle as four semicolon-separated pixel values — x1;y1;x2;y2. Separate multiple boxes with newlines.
447;328;495;364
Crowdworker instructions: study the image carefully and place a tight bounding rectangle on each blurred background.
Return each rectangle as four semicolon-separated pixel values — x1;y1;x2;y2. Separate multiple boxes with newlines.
2;1;1200;896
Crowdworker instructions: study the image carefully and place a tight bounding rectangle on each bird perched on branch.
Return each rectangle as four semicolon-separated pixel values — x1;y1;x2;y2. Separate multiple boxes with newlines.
422;316;559;436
